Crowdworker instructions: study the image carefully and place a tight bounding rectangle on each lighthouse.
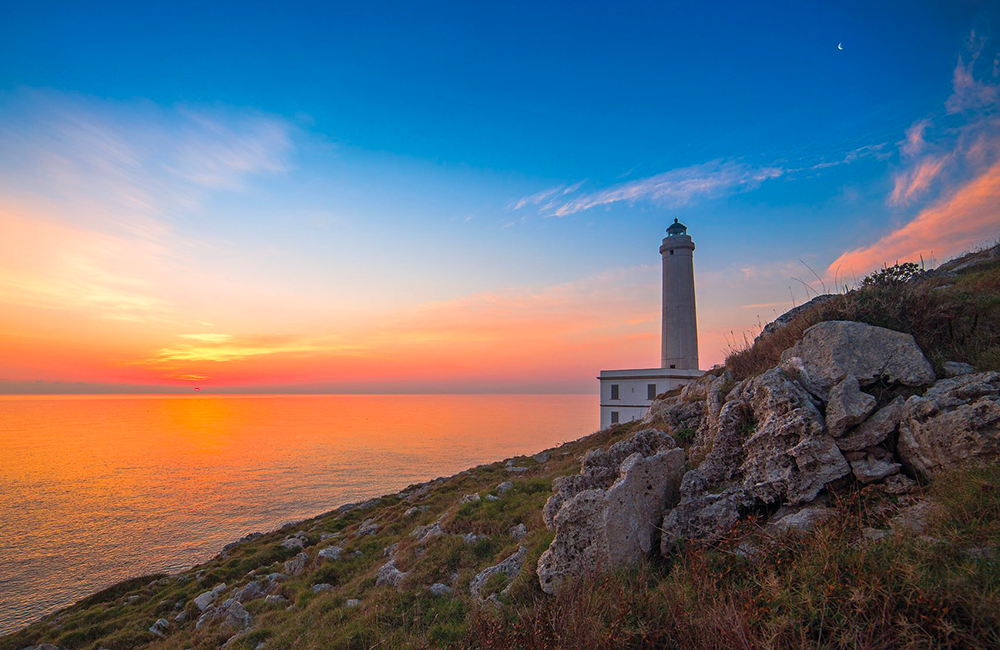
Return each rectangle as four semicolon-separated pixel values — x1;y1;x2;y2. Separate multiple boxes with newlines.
598;219;703;429
660;219;699;370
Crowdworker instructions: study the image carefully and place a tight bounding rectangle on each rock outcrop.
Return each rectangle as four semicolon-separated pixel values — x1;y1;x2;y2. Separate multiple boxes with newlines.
661;367;850;550
542;429;681;529
898;372;1000;479
780;320;935;399
537;429;684;594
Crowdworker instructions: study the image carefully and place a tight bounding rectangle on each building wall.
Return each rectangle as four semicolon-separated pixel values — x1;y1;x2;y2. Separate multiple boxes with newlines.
598;372;699;429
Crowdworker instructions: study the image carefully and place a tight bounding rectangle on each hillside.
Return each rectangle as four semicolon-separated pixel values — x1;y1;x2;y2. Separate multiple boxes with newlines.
4;242;1000;650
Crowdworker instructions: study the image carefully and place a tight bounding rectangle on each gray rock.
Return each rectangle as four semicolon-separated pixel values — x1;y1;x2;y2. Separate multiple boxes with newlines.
506;466;529;474
485;494;499;501
767;503;838;535
837;397;904;452
471;546;528;599
459;493;481;504
318;545;343;561
193;583;227;611
537;443;686;594
898;372;1000;479
403;507;420;516
280;537;305;549
231;580;266;603
496;481;514;495
542;428;679;529
356;518;379;536
428;583;454;596
463;532;483;545
410;521;443;543
943;361;975;377
195;599;251;631
662;367;850;550
825;375;876;437
533;450;552;463
283;552;308;576
375;559;407;588
174;610;188;624
880;474;918;495
509;523;527;540
149;618;170;637
850;455;901;484
892;499;945;535
263;595;287;606
345;598;361;608
780;321;935;399
319;532;337;541
312;583;333;593
266;572;287;582
125;594;142;605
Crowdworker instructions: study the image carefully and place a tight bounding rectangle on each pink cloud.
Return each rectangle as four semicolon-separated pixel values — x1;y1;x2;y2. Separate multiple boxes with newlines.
830;160;1000;276
889;156;948;205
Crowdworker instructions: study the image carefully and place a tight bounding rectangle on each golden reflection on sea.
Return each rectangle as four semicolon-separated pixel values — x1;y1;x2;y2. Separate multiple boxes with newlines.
0;393;596;634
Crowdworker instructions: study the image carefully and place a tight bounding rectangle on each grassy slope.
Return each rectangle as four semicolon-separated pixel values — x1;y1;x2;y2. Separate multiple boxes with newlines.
4;247;1000;650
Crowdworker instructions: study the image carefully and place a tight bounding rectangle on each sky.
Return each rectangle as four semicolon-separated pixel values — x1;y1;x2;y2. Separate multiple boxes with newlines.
0;0;999;394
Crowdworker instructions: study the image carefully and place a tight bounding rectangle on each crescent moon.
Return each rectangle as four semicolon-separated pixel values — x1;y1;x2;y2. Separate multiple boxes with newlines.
838;43;843;50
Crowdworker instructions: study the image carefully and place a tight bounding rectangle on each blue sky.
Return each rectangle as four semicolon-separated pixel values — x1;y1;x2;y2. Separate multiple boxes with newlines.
1;1;998;392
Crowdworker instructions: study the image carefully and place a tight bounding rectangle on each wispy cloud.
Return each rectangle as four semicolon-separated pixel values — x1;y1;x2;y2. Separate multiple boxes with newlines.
144;333;339;364
549;160;784;217
0;91;296;325
508;180;584;210
889;155;948;205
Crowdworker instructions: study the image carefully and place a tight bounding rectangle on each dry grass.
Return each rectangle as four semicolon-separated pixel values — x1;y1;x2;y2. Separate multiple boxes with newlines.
726;253;1000;381
465;467;1000;650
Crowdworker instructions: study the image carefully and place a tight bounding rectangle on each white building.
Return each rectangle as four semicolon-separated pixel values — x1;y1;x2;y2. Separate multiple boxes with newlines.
599;219;704;429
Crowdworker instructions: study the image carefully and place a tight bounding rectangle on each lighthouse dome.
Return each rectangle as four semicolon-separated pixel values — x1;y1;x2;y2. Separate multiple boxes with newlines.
666;218;688;236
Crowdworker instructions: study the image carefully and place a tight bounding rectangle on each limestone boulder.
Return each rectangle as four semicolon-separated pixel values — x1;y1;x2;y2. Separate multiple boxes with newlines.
825;375;876;437
850;455;901;484
537;445;685;594
193;583;227;611
318;546;342;561
375;559;407;589
766;502;838;535
542;428;678;528
898;372;1000;479
661;367;850;550
283;552;308;576
780;321;935;399
195;599;251;632
943;361;975;377
836;397;904;452
231;580;266;604
471;546;528;600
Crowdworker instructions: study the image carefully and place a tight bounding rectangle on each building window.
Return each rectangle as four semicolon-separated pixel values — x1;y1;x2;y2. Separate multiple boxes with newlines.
669;364;676;369
647;383;657;400
669;249;674;255
610;384;619;400
611;411;619;424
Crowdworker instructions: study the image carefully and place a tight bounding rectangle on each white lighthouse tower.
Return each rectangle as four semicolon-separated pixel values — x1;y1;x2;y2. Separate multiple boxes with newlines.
598;219;703;429
660;218;699;370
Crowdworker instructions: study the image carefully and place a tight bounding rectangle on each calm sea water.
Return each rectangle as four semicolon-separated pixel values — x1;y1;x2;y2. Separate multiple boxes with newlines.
0;393;596;635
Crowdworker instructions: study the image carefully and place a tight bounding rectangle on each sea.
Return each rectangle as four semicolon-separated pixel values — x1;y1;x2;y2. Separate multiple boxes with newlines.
0;393;597;635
